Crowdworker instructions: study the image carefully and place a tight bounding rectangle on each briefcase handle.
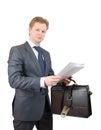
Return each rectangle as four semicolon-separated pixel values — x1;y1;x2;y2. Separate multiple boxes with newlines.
61;78;76;86
70;78;76;84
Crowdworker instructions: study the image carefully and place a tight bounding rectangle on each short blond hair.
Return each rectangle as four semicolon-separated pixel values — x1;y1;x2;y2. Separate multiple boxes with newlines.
29;16;49;30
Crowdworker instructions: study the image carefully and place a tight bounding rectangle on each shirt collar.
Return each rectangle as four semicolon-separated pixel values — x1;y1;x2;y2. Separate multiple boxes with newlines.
27;39;40;48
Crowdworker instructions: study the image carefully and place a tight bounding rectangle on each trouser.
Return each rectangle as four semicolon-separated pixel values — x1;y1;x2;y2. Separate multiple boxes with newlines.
13;96;53;130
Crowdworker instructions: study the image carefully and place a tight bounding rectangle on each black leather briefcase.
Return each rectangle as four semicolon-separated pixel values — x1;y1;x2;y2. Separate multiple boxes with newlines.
51;80;92;118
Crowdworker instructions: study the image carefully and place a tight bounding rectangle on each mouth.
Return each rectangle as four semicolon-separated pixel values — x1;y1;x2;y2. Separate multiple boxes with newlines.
37;37;43;40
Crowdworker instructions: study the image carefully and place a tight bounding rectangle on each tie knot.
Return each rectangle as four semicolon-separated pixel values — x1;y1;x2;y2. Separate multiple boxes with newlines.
34;46;42;53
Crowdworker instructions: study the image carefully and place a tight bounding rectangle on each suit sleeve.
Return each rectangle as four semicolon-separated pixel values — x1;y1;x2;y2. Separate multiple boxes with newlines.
8;47;40;92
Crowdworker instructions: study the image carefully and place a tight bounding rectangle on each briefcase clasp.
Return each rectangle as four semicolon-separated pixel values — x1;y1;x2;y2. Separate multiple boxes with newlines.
61;106;70;118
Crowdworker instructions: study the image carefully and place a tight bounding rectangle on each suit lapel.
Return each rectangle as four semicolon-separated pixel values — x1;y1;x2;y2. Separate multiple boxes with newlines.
24;42;42;75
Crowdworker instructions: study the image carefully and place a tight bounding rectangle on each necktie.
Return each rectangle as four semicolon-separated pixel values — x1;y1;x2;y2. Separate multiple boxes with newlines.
34;46;45;75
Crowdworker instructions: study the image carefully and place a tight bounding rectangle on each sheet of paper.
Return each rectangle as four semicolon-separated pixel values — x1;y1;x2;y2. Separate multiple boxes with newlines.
57;62;84;79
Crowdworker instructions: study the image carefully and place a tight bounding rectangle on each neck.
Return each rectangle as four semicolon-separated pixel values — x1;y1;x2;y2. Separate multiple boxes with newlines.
29;38;40;46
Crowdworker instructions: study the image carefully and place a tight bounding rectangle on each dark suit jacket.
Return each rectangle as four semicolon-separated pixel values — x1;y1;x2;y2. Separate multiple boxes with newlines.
8;41;54;121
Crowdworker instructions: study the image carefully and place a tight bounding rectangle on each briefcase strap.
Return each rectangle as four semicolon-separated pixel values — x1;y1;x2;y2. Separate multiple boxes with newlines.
64;86;73;107
61;86;73;118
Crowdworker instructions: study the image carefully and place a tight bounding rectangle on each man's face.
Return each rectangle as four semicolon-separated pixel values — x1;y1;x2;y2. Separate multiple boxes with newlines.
29;22;47;45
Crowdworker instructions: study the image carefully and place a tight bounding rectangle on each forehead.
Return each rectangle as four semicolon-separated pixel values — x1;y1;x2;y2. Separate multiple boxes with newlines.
32;22;47;29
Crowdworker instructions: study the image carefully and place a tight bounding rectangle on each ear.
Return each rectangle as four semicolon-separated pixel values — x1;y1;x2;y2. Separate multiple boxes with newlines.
29;27;31;32
28;27;32;36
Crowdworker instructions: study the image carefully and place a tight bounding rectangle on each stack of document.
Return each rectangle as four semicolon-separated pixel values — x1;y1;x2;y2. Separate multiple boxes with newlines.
58;62;84;80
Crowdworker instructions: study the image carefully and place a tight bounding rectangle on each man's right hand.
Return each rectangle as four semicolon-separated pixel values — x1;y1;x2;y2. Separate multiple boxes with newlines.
44;75;61;87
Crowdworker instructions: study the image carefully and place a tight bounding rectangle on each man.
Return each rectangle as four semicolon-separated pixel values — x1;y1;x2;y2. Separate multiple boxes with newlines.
8;16;70;130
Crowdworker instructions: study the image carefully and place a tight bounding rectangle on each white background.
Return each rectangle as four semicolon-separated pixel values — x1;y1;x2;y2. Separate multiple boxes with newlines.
0;0;101;129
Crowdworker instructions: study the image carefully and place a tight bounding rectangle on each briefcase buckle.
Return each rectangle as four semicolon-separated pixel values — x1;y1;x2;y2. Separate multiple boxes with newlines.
61;106;70;118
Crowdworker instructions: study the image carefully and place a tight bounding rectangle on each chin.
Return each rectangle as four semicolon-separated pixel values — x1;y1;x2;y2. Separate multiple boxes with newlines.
37;39;43;43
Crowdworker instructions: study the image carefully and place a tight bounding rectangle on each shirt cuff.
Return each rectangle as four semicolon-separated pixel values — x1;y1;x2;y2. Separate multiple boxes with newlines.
40;77;46;88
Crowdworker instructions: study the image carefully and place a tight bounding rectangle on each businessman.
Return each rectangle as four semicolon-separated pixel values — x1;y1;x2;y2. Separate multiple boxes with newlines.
8;16;70;130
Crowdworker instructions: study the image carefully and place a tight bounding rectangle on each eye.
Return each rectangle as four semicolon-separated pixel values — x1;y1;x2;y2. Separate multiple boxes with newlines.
42;30;45;33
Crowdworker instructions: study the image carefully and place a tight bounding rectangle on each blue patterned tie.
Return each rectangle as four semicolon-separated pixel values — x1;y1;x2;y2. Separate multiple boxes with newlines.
34;46;45;75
